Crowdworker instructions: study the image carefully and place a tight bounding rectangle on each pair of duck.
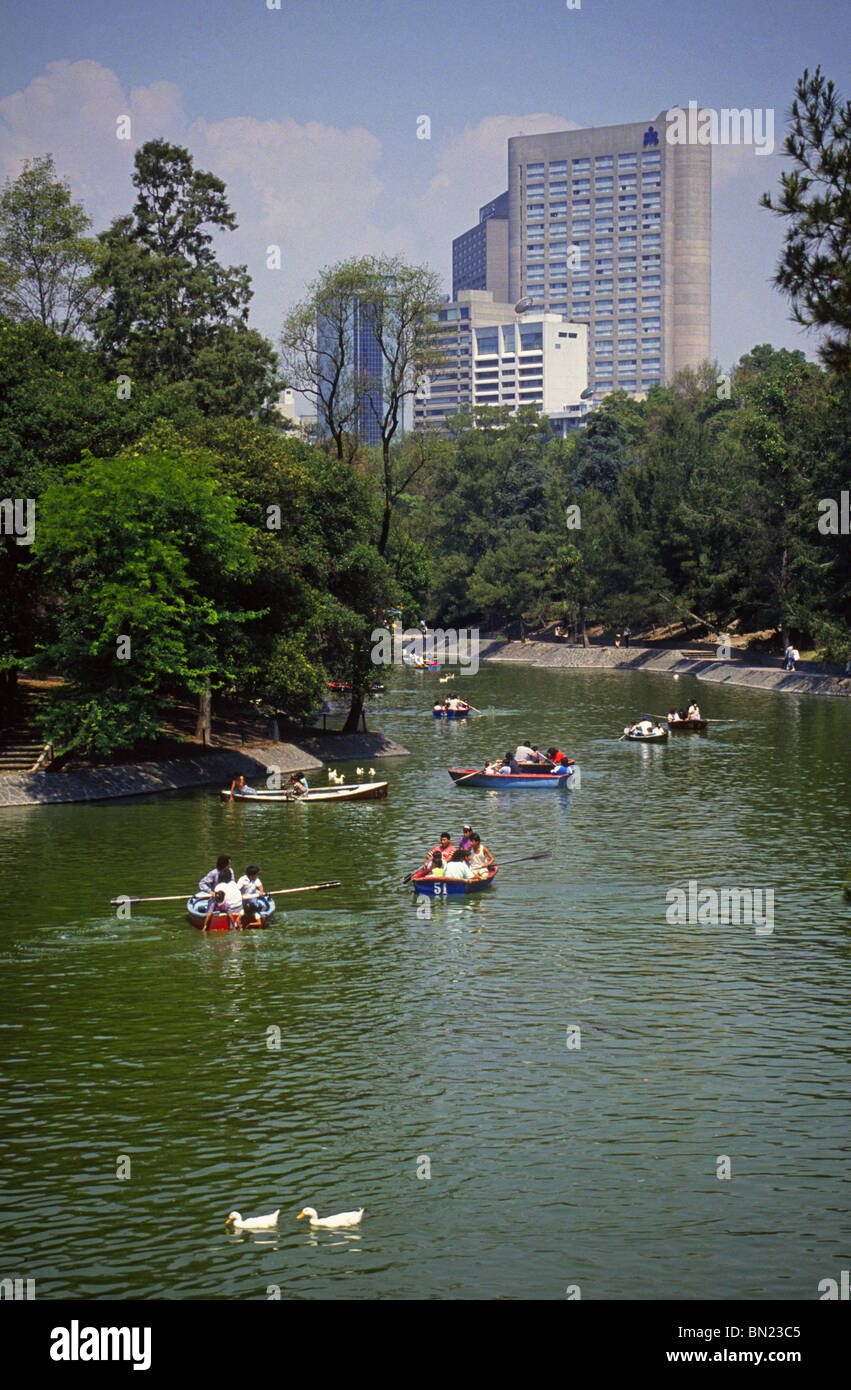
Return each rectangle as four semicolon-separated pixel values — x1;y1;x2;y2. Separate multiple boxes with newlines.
226;1206;364;1230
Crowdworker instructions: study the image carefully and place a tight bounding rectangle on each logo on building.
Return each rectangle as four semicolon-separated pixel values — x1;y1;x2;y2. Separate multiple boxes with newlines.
643;126;659;147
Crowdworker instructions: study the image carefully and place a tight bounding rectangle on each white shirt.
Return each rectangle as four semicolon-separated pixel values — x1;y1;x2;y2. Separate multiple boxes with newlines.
444;861;472;880
237;875;262;897
514;744;535;762
217;880;243;912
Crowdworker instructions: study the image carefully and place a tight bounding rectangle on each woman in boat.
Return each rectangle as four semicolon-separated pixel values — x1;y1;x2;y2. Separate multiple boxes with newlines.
687;700;701;721
468;834;495;877
667;708;680;723
289;772;309;797
459;823;474;853
444;849;473;881
199;854;231;895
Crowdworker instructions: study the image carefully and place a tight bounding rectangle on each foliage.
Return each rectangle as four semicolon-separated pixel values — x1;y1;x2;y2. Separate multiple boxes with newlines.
761;67;851;373
0;155;103;336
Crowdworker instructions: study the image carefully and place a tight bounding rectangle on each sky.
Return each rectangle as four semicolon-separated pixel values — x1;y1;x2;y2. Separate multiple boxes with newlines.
2;0;849;373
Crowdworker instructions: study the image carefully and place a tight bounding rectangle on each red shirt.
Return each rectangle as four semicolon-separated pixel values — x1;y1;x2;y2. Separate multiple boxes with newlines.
429;842;456;864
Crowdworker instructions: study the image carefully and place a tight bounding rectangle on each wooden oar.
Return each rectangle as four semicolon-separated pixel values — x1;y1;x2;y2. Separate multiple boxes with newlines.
110;880;341;905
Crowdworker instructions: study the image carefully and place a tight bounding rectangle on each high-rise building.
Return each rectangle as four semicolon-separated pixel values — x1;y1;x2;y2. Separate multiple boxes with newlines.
414;289;588;435
316;298;385;448
508;113;710;405
452;191;510;302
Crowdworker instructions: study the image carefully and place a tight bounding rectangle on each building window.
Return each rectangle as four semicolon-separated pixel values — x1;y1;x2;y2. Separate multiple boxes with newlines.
619;152;638;167
642;151;661;166
642;275;661;288
572;157;590;171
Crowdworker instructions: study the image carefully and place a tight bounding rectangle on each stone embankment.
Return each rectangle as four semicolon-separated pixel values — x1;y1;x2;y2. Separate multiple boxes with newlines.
0;733;409;808
483;641;850;698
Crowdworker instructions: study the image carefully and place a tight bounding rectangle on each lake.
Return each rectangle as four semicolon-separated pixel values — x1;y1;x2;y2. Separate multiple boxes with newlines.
1;662;849;1299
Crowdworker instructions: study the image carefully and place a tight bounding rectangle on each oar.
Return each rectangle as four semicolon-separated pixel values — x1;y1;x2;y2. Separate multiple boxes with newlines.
110;881;341;905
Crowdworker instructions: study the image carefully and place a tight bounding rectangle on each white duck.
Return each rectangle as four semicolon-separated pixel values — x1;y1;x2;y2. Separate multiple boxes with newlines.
297;1206;364;1229
356;767;364;776
226;1209;280;1230
367;768;375;778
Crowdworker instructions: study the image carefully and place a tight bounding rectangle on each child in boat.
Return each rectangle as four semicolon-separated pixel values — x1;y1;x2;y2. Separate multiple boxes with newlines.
237;865;264;899
427;852;445;878
214;870;244;926
468;834;495;876
289;773;309;797
444;850;473;881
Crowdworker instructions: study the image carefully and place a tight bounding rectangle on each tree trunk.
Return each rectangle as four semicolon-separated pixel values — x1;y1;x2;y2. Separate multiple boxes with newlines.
579;602;589;647
343;691;365;734
195;679;212;745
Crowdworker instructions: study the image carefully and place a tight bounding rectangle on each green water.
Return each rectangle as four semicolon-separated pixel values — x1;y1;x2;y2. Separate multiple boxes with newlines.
1;664;849;1300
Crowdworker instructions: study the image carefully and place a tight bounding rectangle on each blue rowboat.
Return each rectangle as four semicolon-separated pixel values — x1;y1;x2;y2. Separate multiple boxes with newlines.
411;867;497;895
186;893;275;931
448;766;573;789
433;707;470;719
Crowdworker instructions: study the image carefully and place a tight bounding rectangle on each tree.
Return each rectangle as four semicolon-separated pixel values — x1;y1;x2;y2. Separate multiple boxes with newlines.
94;140;282;413
761;67;851;373
32;450;256;757
281;254;445;552
0;155;102;336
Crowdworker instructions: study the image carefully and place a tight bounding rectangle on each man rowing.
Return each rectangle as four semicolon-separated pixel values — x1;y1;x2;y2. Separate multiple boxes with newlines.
421;831;456;871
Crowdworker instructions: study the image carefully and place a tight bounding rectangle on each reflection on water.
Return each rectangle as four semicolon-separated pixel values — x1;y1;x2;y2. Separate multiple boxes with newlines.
0;664;849;1299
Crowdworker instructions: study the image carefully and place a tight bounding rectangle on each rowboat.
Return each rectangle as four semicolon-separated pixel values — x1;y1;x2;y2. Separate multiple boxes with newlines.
667;719;708;733
221;781;388;803
433;706;470;719
448;767;573;788
186;893;275;931
327;681;384;693
622;728;668;743
411;867;498;895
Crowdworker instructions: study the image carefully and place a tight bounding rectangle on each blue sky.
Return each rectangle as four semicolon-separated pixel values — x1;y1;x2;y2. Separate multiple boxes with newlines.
2;0;849;370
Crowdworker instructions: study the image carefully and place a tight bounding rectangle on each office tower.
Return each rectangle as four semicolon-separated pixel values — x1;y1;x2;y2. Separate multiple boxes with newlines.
316;297;385;447
508;112;710;404
452;191;510;302
413;289;588;435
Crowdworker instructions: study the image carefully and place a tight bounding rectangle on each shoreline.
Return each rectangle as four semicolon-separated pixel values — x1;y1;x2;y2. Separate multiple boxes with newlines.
481;640;851;698
0;732;410;808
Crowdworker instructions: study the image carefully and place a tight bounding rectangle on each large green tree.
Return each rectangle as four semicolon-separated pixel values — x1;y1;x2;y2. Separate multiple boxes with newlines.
32;449;256;757
94;140;282;415
0;155;102;336
761;67;851;373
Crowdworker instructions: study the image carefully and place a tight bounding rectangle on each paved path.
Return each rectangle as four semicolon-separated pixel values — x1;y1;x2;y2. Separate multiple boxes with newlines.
0;733;409;807
484;642;850;698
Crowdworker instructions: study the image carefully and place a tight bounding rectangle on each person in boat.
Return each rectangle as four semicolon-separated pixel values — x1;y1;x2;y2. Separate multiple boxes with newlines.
458;823;474;853
199;854;231;895
667;708;680;723
687;700;701;721
202;888;227;931
423;832;455;871
289;772;309;797
240;900;262;929
468;833;495;877
514;740;536;764
215;869;244;924
497;757;512;776
444;849;473;881
236;865;264;900
228;774;256;800
483;760;498;775
427;851;445;879
630;715;656;736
